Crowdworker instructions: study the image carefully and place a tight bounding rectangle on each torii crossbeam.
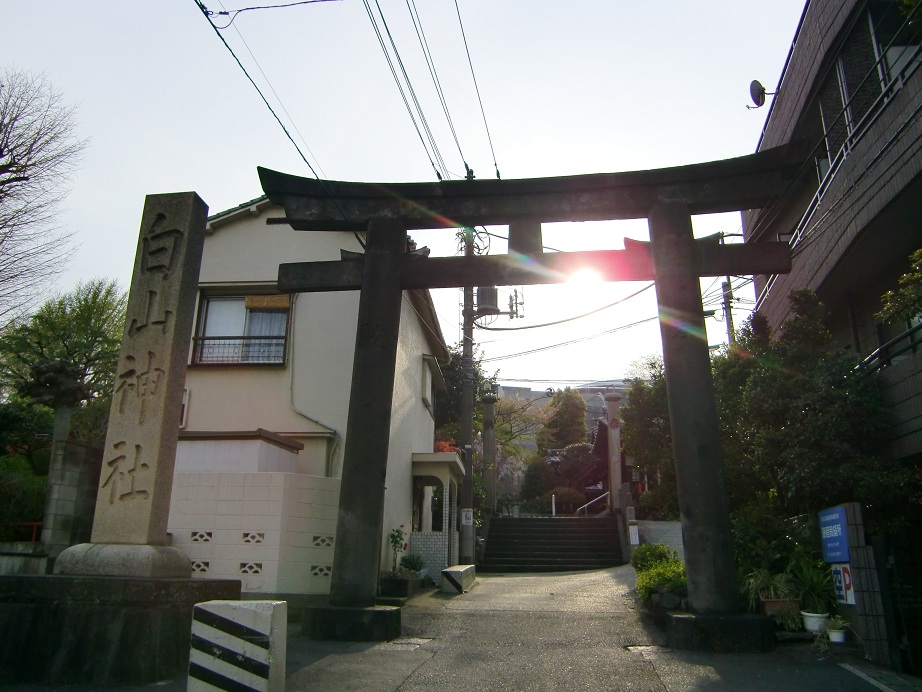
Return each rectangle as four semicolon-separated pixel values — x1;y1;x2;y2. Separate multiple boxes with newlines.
260;144;799;626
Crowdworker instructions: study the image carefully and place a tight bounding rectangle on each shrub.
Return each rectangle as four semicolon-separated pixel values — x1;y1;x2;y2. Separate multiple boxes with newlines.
400;553;424;571
542;486;587;514
631;543;679;573
635;559;687;601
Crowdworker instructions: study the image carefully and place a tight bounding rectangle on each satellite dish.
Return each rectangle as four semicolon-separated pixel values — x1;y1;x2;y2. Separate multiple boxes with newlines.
748;80;776;109
750;80;767;107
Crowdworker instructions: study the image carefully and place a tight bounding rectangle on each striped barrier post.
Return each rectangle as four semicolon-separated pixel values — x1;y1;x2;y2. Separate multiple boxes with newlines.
188;600;287;691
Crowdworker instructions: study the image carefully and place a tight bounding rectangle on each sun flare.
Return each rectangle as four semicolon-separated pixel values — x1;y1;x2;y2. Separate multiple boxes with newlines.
567;268;604;285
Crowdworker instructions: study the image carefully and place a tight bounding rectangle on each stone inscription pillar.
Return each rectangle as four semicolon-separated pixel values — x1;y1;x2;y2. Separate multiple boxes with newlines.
54;192;207;577
329;219;407;608
649;202;738;614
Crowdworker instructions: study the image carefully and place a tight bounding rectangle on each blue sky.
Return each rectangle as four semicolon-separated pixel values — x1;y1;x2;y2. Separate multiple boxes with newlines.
5;1;805;387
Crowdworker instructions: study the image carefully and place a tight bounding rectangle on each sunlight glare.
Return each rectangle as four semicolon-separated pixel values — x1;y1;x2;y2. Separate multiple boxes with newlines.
567;268;604;285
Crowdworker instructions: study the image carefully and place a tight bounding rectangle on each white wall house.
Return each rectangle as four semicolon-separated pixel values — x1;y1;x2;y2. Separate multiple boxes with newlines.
166;197;457;599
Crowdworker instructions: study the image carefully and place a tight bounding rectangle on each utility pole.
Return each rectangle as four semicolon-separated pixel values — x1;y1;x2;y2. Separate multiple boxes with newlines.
482;386;498;514
722;280;736;345
720;234;736;345
459;228;475;565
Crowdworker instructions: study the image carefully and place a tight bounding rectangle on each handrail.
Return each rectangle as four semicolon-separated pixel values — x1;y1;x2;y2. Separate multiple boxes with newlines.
858;322;922;373
576;492;609;517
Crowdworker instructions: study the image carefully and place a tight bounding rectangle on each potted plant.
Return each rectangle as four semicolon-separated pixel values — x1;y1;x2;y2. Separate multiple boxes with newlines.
379;525;422;597
740;567;800;616
789;556;835;633
400;553;426;581
824;614;849;643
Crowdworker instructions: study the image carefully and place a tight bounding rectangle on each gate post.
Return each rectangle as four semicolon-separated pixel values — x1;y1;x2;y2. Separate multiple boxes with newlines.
649;202;738;615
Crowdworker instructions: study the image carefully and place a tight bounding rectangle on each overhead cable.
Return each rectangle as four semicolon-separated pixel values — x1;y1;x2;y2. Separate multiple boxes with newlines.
205;0;339;29
194;0;360;245
216;0;327;178
481;316;659;363
362;0;448;180
452;0;501;179
476;283;654;331
406;0;471;178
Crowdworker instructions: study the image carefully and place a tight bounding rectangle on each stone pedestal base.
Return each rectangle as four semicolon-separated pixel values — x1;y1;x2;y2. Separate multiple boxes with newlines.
0;574;240;685
54;542;192;578
303;604;401;641
666;612;775;653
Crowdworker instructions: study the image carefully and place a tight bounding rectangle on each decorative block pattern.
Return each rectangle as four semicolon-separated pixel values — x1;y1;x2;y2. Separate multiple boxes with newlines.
410;533;449;575
192;561;210;573
169;471;341;595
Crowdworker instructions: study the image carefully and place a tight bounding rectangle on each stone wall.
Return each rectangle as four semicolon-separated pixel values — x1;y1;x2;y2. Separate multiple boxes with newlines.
636;520;685;561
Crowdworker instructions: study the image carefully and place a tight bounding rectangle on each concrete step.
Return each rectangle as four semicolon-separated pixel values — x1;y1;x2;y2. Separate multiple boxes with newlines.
481;515;624;573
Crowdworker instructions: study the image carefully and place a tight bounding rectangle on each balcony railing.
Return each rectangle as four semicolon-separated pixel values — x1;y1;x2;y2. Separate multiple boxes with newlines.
192;335;287;365
858;322;922;374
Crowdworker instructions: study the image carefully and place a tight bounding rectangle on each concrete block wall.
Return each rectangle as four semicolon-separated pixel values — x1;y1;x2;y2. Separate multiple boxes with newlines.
636;520;685;562
410;532;448;575
168;472;340;595
409;485;452;574
41;442;101;561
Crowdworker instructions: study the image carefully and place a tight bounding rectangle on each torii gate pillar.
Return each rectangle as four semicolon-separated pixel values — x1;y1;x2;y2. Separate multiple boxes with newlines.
650;203;737;613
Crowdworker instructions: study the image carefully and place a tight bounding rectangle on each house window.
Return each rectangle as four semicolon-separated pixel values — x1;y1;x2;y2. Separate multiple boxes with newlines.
421;355;444;419
193;294;289;364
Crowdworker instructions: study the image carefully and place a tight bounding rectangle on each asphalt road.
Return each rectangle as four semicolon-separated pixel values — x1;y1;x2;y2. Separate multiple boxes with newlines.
284;566;921;691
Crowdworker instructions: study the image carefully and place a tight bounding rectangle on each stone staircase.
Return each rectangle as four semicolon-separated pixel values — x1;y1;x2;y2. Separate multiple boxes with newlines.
479;516;624;573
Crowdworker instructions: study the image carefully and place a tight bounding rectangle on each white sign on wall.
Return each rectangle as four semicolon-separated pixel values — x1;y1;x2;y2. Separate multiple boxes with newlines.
462;508;474;526
832;563;856;605
629;525;640;545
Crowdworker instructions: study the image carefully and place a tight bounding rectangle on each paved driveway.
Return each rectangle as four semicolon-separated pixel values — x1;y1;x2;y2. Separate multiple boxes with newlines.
285;566;918;691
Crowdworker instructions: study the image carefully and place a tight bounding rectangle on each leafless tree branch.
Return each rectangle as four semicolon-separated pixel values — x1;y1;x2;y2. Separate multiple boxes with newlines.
0;67;86;325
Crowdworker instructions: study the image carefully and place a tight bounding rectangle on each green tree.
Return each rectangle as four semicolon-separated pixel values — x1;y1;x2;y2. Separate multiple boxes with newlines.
520;457;557;501
877;247;922;323
620;356;678;519
536;387;586;452
434;342;494;443
0;279;126;458
0;395;53;474
714;291;906;526
556;442;595;490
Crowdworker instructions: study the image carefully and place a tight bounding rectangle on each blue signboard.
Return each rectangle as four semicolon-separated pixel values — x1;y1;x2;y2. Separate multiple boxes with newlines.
819;505;849;563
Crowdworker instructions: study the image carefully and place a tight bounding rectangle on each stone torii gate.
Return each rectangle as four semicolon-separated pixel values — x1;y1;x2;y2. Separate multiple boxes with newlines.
260;144;798;642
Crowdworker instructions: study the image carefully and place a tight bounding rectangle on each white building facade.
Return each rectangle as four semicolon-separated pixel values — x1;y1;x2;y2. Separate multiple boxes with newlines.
166;197;456;599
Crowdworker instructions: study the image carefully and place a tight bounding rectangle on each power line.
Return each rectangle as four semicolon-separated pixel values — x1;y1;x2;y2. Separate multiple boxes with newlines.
481;316;659;363
476;283;653;331
452;0;500;179
216;0;327;178
405;0;471;178
194;0;360;245
205;0;339;29
362;0;447;180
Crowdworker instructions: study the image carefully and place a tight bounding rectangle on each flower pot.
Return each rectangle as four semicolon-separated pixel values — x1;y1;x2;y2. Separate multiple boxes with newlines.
801;611;829;634
379;577;421;598
827;629;846;643
760;598;800;617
